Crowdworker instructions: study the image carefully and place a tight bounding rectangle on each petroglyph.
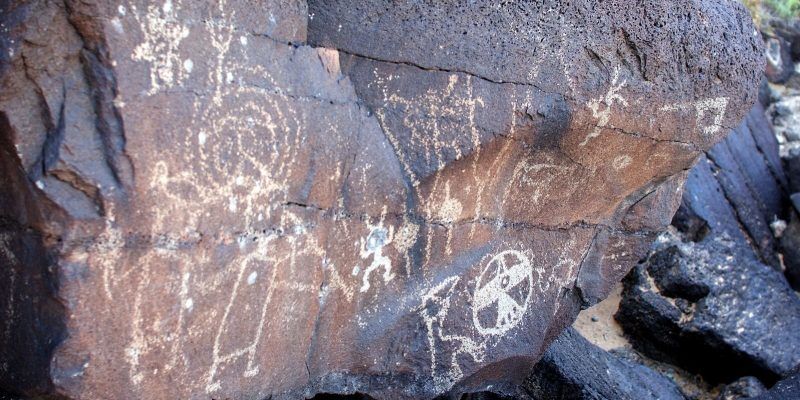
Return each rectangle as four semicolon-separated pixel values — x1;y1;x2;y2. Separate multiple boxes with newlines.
357;221;395;293
613;155;633;170
473;250;534;336
0;0;764;397
373;73;486;186
130;0;191;95
660;97;729;137
420;276;486;393
580;66;628;146
205;235;278;393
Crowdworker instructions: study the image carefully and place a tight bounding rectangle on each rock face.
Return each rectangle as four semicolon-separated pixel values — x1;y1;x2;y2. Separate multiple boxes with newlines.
751;366;800;400
783;194;800;289
0;0;762;399
615;106;800;386
617;233;800;385
522;328;685;400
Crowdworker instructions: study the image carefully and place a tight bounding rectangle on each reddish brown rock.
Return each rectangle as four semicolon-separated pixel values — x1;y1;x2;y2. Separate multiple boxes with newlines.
0;0;761;399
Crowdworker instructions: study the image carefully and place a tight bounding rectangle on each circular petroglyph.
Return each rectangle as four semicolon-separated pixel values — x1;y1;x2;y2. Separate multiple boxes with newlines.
472;250;534;336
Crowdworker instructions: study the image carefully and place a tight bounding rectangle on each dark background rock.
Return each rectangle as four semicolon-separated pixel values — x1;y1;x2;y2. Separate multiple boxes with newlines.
521;328;685;400
783;194;800;289
616;232;800;385
751;367;800;400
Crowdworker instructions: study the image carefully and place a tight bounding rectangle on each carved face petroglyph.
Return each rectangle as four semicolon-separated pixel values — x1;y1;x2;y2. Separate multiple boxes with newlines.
472;250;534;336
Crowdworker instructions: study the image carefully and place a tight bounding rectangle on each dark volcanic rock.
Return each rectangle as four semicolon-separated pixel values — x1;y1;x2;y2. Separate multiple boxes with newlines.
786;148;800;192
0;0;762;399
616;230;800;385
688;104;790;269
751;367;800;400
783;194;800;289
522;328;685;400
765;34;794;84
718;376;767;400
753;369;800;400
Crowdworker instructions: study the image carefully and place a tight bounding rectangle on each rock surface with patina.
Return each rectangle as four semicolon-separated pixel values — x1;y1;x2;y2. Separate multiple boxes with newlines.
0;0;762;399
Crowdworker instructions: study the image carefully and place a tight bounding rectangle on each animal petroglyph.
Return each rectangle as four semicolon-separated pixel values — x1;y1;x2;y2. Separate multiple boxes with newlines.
473;250;534;336
420;276;486;393
580;66;628;146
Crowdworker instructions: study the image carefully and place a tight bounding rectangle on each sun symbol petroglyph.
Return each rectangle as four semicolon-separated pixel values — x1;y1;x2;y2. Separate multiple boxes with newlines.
580;66;628;146
472;250;534;336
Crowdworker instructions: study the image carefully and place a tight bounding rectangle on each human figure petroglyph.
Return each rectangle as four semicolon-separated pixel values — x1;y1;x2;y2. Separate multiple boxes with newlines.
130;0;191;96
358;222;395;293
206;235;280;393
374;73;485;187
419;276;486;393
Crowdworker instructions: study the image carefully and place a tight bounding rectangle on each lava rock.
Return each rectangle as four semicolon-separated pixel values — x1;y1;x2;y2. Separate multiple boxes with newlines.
522;328;685;400
0;0;762;399
785;147;800;192
717;376;767;400
765;34;794;84
616;231;800;385
782;194;800;289
751;366;800;400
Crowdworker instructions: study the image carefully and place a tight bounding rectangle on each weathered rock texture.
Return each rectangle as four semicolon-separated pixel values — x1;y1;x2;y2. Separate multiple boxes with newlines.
615;105;800;386
522;328;685;400
0;0;761;398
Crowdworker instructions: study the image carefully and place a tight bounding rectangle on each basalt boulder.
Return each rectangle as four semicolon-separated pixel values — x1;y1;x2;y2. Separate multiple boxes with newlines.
0;0;762;399
616;233;800;385
521;328;685;400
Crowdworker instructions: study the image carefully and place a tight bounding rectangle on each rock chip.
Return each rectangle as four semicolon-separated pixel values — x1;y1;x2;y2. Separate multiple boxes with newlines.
0;0;762;398
718;376;767;400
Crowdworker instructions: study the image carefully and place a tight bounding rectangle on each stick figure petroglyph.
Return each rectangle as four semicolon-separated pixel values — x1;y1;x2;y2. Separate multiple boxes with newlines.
358;223;395;293
472;250;534;336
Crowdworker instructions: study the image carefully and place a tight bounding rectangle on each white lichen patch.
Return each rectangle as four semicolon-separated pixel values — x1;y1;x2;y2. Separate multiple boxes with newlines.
612;154;632;170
